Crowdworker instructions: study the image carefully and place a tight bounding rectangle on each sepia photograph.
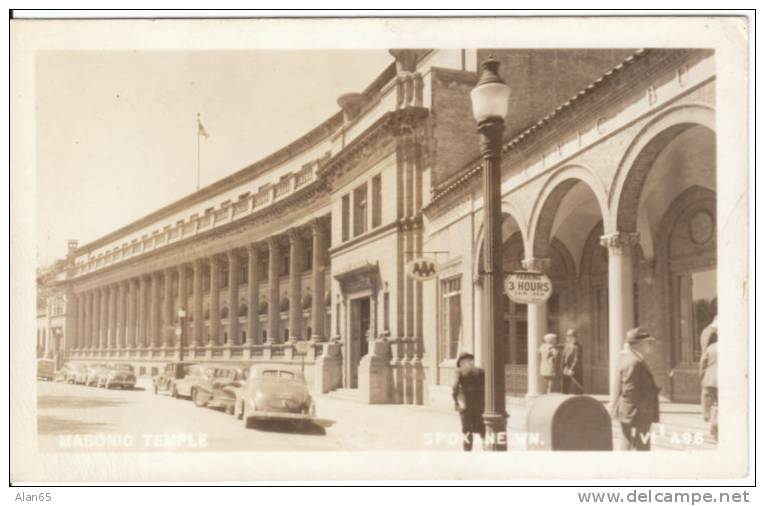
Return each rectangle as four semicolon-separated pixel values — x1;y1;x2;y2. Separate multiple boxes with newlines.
9;13;753;487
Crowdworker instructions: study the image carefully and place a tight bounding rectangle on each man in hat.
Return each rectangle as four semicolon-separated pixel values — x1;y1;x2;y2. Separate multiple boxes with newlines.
612;327;660;450
452;352;485;451
561;329;584;394
539;333;561;393
699;330;718;442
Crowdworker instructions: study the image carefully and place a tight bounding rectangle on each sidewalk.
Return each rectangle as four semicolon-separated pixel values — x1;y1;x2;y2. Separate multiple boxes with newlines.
316;390;716;452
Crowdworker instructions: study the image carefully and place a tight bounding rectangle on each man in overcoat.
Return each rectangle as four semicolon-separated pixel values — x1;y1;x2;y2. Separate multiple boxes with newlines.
612;327;660;451
452;352;485;451
561;328;584;394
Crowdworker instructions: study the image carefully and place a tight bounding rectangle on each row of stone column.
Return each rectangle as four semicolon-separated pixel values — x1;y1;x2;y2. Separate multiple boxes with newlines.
524;231;639;402
70;218;329;350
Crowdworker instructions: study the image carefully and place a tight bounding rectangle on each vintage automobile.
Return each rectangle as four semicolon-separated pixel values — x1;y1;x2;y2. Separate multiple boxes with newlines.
57;362;87;383
189;363;249;414
84;364;109;387
235;365;316;429
97;363;137;389
152;361;197;397
36;358;56;381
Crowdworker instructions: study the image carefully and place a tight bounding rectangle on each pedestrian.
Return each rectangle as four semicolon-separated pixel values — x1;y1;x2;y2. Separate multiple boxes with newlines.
452;352;485;451
561;329;584;394
539;333;560;394
699;330;718;442
612;327;661;451
699;315;718;354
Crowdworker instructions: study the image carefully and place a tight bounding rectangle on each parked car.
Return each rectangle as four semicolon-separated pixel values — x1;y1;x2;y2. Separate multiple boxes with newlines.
36;358;56;381
235;365;316;429
97;363;137;389
173;363;216;400
190;363;249;414
85;364;109;387
58;362;88;384
153;361;197;397
72;363;91;385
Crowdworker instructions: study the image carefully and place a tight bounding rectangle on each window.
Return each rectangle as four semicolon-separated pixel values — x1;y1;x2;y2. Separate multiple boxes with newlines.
221;267;229;288
239;263;248;285
372;174;382;228
262;329;268;342
440;277;462;361
691;270;717;360
283;328;289;341
305;242;313;271
259;256;269;279
503;295;528;364
341;195;350;242
281;252;290;276
353;184;368;236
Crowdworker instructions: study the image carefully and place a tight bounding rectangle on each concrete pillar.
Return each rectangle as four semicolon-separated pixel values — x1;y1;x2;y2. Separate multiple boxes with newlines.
164;268;174;347
117;282;126;348
246;244;260;345
89;291;97;349
108;284;118;349
228;250;240;345
310;219;326;341
99;286;109;349
149;272;161;347
193;259;204;346
127;279;137;348
78;293;86;349
209;256;221;345
600;232;640;408
522;257;551;398
267;237;280;343
288;229;303;341
178;264;188;345
137;275;148;347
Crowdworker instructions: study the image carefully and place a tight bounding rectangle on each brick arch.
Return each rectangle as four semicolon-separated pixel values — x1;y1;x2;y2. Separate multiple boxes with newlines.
472;202;528;282
528;164;610;259
610;104;715;233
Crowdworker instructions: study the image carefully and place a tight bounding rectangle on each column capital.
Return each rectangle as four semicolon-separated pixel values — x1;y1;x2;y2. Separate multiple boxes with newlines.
600;232;640;256
521;257;551;273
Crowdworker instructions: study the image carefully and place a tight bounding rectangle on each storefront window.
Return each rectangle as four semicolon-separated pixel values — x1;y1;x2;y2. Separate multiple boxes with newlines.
691;269;717;361
441;277;461;360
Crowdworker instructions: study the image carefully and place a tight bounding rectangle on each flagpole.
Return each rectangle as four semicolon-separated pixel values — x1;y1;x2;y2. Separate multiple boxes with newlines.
196;113;201;191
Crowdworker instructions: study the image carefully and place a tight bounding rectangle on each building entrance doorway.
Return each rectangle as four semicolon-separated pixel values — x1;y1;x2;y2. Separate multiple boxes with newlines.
349;297;371;388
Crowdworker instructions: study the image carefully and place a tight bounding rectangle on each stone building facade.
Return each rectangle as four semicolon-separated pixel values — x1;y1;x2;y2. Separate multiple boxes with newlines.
53;48;716;405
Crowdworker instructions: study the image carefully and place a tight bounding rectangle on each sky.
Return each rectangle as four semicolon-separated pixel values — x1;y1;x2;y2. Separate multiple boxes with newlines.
36;50;394;267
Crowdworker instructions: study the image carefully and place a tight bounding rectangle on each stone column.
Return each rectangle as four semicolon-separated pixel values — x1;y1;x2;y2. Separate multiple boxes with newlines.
77;293;86;349
127;279;137;348
117;282;127;348
90;290;99;349
99;286;109;349
601;232;640;407
267;237;281;343
522;257;551;398
108;284;118;349
209;256;221;345
288;229;303;341
150;272;162;347
164;268;174;347
177;264;188;345
311;219;326;341
246;244;260;345
228;250;240;345
193;259;204;346
138;275;148;347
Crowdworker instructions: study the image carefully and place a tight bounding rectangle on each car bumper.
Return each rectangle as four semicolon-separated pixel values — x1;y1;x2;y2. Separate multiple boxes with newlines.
247;410;313;421
108;379;136;387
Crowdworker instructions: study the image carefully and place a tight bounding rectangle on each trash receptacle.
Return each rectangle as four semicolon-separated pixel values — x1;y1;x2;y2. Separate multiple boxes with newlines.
526;394;613;451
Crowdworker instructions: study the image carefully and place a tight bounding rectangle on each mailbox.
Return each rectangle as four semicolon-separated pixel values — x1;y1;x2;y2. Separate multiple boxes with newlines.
526;394;613;451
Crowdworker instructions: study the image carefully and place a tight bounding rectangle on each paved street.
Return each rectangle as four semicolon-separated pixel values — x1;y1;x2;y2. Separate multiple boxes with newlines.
37;380;714;452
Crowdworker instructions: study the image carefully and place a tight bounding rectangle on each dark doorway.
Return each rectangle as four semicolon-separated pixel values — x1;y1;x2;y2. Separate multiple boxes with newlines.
349;297;371;388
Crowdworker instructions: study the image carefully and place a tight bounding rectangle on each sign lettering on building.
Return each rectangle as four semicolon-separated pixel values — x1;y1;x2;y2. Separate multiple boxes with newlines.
405;257;440;281
504;271;553;304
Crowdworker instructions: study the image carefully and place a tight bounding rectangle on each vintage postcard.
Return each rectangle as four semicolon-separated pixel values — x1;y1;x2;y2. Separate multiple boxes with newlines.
9;15;751;483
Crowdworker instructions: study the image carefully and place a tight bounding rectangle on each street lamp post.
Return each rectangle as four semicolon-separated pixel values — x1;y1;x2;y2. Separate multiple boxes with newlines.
470;56;511;451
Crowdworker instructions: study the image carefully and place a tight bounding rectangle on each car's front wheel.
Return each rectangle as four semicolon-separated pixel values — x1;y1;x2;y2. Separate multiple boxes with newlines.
192;389;206;407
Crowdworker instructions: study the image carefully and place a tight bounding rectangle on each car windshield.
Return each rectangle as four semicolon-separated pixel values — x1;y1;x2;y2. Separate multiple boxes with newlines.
262;370;295;380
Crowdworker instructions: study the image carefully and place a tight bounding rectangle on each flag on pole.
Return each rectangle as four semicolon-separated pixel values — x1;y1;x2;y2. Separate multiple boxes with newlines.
197;113;209;139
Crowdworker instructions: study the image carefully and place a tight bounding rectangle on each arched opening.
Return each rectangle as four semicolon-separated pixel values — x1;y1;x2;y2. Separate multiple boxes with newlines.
617;123;716;401
530;174;608;394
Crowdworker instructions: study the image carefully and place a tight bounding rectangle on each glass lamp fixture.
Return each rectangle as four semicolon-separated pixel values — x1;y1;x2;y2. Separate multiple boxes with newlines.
470;56;511;123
